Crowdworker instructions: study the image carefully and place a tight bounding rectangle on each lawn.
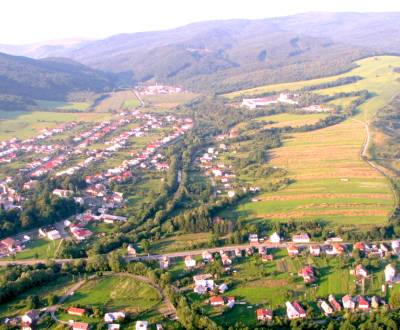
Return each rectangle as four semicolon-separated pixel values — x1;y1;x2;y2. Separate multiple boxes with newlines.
226;56;400;226
64;275;161;313
8;238;63;260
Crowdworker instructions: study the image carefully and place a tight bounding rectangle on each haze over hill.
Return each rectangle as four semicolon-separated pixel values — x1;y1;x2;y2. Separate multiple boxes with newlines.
1;12;400;108
1;12;399;94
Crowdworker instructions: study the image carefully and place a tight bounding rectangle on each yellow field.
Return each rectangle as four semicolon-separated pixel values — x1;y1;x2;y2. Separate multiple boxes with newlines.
232;56;400;225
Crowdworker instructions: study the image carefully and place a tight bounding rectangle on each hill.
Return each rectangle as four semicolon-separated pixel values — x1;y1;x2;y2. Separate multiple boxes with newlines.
0;52;117;109
5;12;397;93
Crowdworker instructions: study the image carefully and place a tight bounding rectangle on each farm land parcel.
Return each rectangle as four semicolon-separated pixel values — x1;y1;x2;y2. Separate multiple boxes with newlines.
226;56;400;226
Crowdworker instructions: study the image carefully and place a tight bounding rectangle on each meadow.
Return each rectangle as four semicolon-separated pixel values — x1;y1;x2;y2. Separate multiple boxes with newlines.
64;274;161;313
94;90;140;112
225;56;400;226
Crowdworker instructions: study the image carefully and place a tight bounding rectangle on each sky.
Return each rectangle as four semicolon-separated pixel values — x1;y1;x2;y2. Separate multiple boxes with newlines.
1;0;400;44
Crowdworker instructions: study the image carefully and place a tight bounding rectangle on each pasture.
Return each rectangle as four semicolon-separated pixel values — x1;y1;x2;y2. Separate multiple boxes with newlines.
94;90;140;112
227;56;400;226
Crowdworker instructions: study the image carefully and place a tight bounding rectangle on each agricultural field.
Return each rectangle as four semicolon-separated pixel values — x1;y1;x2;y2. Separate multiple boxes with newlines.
35;100;92;112
141;92;198;109
94;90;140;112
0;110;112;141
149;232;212;254
8;239;64;260
64;274;161;313
225;56;400;226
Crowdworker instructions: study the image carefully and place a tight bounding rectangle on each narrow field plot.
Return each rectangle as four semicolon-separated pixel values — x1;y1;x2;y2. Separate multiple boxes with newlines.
35;100;91;111
236;118;394;225
150;232;211;254
95;90;139;112
142;92;198;109
256;113;328;128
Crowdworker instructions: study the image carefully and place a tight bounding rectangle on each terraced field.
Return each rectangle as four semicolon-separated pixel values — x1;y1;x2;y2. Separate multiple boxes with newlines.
230;56;400;226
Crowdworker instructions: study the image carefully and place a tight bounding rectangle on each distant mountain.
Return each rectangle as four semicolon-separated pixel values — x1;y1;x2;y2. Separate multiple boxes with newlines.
0;52;117;109
1;12;400;94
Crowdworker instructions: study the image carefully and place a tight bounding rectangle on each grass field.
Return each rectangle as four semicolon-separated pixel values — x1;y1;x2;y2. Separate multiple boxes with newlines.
95;90;139;112
65;275;161;313
149;232;211;254
227;56;400;226
0;110;112;141
7;239;63;260
142;92;198;109
35;100;91;111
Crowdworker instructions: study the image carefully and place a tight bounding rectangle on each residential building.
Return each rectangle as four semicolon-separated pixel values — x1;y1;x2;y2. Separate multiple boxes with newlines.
385;264;396;282
21;311;39;325
256;308;273;321
328;295;342;311
292;233;310;243
287;245;299;256
356;296;370;311
320;300;333;316
342;295;355;310
269;232;281;244
185;255;196;268
135;321;148;330
104;312;125;323
67;307;86;316
309;245;320;256
210;296;225;306
72;322;89;330
355;264;368;278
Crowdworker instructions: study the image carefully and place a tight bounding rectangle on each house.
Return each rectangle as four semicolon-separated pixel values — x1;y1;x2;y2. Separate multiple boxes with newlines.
256;308;273;321
328;295;342;311
108;324;120;330
227;190;236;198
104;312;125;323
320;300;333;316
101;214;127;224
202;250;213;262
221;254;232;266
287;245;299;256
71;227;93;241
72;322;89;330
194;285;208;294
160;256;169;269
0;237;20;252
309;245;320;256
185;255;196;268
262;254;274;262
354;242;366;252
135;321;148;330
226;296;235;308
298;266;316;283
371;296;380;309
127;244;137;256
219;283;228;293
385;264;396;282
67;307;86;316
22;311;39;324
292;233;310;243
210;296;225;306
249;234;259;244
47;230;61;240
52;189;73;198
193;274;214;288
156;325;163;330
286;301;306;320
234;248;242;257
269;232;281;244
342;295;355;310
355;264;368;278
356;296;370;311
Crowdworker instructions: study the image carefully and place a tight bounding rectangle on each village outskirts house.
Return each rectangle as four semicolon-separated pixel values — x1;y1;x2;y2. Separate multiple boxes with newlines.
292;233;310;243
269;232;281;244
72;322;89;330
256;308;273;322
385;264;396;282
67;307;86;316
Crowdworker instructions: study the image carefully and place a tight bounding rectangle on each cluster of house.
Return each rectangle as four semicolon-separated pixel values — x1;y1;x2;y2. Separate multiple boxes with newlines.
198;144;237;198
0;181;21;210
0;237;25;257
0;122;77;164
139;84;183;96
192;273;229;295
241;93;298;109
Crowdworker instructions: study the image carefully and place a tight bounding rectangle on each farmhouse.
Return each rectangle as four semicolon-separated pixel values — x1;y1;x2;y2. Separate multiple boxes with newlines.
320;300;333;316
292;233;310;243
210;296;225;306
249;234;259;244
298;266;316;283
256;308;273;321
309;244;320;256
73;322;89;330
269;232;281;243
0;237;21;253
355;264;368;278
328;295;342;311
104;312;125;323
356;296;369;311
342;295;355;310
287;245;299;256
385;264;396;282
52;189;73;198
100;214;127;224
286;301;306;320
21;311;39;324
185;255;196;268
67;307;86;316
71;227;93;241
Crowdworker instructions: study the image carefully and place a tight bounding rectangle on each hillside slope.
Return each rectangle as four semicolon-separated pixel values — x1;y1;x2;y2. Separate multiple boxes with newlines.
0;52;116;109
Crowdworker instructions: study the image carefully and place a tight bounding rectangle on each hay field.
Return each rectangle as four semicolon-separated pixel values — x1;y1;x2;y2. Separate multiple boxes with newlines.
232;56;400;225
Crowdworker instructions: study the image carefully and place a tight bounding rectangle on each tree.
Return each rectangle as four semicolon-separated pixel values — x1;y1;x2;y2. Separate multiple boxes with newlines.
26;295;40;309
